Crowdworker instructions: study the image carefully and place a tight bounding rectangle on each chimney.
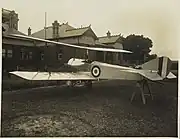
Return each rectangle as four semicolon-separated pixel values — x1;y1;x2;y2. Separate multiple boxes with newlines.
107;31;111;38
52;20;59;38
28;27;31;36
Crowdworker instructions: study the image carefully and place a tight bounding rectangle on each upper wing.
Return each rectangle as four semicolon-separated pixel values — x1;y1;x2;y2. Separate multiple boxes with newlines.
9;34;132;54
10;71;97;81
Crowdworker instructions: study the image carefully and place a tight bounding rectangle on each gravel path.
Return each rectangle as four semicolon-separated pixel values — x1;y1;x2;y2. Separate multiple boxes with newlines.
1;80;178;137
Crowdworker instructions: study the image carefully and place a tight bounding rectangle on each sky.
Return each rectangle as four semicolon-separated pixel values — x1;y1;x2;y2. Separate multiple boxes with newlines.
1;0;180;60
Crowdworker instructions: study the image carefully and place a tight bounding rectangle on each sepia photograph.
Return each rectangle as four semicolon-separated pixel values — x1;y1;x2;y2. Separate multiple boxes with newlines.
1;0;179;137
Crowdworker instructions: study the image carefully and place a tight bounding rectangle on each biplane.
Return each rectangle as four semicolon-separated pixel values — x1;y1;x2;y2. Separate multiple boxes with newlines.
8;34;176;104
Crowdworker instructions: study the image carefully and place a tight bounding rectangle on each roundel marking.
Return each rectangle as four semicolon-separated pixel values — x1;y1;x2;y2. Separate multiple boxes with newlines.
91;66;101;77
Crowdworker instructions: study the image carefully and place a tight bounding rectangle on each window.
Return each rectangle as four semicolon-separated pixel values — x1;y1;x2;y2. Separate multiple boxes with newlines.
24;53;29;60
40;52;44;60
7;49;13;58
2;49;6;58
20;48;32;60
20;49;25;60
57;53;62;60
29;52;32;59
57;49;63;60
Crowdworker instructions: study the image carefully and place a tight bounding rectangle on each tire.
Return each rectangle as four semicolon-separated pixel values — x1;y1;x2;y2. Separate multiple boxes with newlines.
66;81;74;88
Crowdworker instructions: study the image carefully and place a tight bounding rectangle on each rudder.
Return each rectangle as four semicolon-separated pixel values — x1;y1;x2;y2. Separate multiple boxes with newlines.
140;56;172;78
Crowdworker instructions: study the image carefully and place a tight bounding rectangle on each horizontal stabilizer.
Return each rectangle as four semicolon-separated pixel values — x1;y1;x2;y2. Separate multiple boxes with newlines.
166;72;177;79
140;56;173;79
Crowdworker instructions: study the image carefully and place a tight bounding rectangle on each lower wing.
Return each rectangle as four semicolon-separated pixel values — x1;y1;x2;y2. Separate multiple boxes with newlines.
9;71;97;81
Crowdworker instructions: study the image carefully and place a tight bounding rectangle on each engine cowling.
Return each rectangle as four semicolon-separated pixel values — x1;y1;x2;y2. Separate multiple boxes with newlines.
67;58;85;66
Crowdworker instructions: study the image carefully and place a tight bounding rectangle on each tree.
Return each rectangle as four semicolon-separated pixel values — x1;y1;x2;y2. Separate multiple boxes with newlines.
122;34;154;65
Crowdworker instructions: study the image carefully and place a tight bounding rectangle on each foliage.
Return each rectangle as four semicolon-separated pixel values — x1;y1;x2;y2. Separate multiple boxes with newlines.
122;34;154;64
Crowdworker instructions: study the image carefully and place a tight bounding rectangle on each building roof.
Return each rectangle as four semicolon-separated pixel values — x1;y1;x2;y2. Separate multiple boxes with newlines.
97;35;123;44
96;31;124;44
2;8;13;16
62;27;91;38
2;23;26;36
31;22;97;39
2;8;18;18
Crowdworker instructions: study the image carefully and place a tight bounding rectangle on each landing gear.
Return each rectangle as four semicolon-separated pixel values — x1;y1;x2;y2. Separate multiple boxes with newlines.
84;81;92;89
130;79;153;104
66;80;92;89
66;80;74;88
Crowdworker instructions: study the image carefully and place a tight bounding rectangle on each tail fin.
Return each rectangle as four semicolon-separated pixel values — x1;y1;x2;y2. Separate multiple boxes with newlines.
140;56;172;78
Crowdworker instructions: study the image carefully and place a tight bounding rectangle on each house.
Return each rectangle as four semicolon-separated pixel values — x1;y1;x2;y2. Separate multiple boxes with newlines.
2;8;19;30
2;8;41;72
2;8;123;73
1;8;99;72
2;23;42;72
96;31;124;65
29;20;102;68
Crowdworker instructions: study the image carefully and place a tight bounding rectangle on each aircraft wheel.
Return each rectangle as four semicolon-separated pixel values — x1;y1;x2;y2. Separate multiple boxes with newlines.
66;81;74;88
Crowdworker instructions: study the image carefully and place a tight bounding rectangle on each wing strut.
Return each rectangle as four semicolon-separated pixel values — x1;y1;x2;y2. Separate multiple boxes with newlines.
48;72;51;80
32;72;39;80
